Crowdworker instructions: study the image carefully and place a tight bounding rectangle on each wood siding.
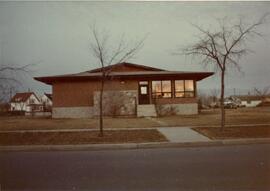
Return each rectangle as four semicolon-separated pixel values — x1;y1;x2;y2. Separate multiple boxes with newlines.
53;80;138;107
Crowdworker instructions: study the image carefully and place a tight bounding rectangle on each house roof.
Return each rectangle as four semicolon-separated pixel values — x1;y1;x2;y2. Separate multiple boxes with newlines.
10;92;39;103
44;93;52;101
87;62;165;73
235;95;263;101
35;62;214;85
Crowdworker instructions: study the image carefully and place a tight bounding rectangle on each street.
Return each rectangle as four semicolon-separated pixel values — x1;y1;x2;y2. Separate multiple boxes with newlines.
0;144;270;191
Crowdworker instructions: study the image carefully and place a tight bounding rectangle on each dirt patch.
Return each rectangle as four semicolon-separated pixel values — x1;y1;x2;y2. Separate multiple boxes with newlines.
193;126;270;140
0;129;167;146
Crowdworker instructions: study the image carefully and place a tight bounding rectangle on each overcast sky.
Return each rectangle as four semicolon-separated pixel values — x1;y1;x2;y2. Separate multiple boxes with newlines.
0;1;269;96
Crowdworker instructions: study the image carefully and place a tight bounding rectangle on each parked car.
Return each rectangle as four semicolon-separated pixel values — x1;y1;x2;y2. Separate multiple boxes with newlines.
224;100;238;109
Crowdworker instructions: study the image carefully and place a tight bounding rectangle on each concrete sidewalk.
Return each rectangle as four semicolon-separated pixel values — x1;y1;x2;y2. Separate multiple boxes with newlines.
157;127;211;143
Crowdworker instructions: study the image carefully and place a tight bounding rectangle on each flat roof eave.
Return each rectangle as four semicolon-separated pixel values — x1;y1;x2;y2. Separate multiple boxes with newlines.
34;72;214;85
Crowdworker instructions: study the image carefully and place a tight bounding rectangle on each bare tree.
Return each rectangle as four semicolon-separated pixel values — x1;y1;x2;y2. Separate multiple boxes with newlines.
197;89;220;109
90;26;146;136
178;14;268;131
0;64;32;103
210;88;219;106
254;86;270;99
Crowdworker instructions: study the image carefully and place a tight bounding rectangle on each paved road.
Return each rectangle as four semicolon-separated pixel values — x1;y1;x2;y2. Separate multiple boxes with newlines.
0;144;270;191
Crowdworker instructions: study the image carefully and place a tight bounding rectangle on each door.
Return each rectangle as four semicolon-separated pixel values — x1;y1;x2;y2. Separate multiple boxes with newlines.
138;81;150;104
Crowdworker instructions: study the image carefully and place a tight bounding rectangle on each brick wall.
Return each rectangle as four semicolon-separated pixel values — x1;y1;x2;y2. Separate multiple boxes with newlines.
153;97;197;104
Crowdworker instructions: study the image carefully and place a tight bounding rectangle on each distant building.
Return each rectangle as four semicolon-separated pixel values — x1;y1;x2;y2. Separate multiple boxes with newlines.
10;92;43;112
235;95;263;107
40;93;53;112
257;96;270;107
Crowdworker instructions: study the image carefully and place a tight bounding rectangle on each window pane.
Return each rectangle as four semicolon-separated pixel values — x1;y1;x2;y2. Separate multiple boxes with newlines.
152;92;162;98
185;92;194;97
162;81;171;92
185;80;194;91
175;80;184;92
163;92;172;98
175;92;184;98
140;86;147;94
152;81;161;93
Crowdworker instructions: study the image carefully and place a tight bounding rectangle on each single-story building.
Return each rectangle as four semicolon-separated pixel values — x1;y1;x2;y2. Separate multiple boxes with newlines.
235;95;263;107
260;96;270;107
35;62;213;118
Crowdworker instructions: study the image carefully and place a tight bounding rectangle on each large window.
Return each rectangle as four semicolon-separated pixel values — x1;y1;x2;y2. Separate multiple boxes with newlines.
174;80;195;98
152;80;172;98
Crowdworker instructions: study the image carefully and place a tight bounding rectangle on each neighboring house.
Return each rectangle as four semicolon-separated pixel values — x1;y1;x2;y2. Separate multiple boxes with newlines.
235;95;263;107
40;93;53;111
35;62;213;118
260;96;270;107
10;92;43;112
264;97;270;103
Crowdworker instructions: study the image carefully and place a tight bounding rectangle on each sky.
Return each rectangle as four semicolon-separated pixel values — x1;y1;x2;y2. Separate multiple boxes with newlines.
0;1;269;96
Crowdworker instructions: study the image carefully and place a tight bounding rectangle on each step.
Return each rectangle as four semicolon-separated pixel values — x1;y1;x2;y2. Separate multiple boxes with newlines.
137;104;157;117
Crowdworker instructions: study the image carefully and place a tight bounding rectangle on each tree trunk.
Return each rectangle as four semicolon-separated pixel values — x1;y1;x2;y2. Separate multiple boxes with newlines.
220;70;225;131
99;78;104;137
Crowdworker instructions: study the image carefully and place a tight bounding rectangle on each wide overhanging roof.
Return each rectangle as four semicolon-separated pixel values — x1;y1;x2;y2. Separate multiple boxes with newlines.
35;71;214;85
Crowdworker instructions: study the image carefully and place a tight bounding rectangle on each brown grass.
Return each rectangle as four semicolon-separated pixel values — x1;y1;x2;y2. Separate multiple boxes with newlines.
0;129;167;146
158;107;270;127
0;107;269;131
0;117;158;131
193;126;270;140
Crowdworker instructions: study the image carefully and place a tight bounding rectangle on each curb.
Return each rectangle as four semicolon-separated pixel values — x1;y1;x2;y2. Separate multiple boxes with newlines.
1;138;270;152
221;138;270;145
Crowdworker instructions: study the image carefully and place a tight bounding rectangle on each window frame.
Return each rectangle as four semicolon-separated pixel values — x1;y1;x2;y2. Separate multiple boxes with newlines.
174;80;195;98
151;80;172;99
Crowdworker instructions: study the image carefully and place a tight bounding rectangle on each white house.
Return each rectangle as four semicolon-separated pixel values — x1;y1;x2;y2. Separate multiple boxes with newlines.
10;92;43;112
236;95;262;107
40;93;53;111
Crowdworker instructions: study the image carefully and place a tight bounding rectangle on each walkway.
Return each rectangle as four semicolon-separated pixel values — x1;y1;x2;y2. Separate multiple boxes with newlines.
157;127;211;143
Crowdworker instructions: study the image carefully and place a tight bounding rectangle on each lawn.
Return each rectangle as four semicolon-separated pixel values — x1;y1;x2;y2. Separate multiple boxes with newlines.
157;107;270;127
193;125;270;140
0;129;167;146
0;107;269;131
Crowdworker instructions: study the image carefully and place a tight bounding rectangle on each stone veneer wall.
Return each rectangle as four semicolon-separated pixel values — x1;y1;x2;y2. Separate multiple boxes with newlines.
93;90;137;116
52;107;93;118
52;91;198;118
155;103;198;116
